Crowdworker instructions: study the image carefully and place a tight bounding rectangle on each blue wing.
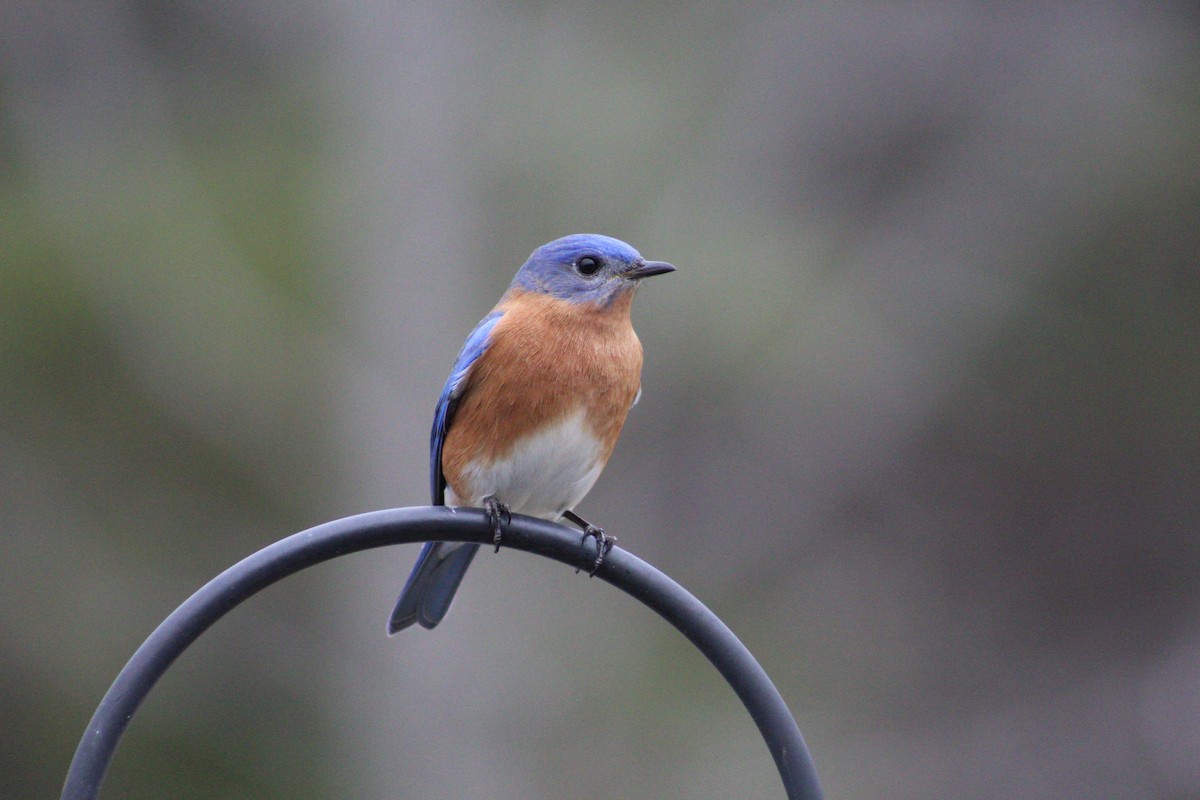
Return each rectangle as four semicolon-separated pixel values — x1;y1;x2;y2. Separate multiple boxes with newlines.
389;309;503;634
430;310;504;503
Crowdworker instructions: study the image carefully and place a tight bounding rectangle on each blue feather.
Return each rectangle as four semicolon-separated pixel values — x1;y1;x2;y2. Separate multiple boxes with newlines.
429;310;504;504
390;309;503;634
388;540;480;632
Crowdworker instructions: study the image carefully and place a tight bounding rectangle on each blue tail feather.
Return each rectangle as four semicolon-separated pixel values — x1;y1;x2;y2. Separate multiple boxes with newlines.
387;541;481;634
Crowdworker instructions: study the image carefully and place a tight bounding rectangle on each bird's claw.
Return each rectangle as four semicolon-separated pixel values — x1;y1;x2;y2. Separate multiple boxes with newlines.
577;525;616;577
483;495;510;552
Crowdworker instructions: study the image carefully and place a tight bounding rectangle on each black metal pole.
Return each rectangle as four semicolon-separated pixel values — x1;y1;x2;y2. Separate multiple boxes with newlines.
62;506;823;800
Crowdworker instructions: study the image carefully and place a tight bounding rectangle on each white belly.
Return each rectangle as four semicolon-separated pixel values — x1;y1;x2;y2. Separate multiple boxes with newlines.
448;408;605;520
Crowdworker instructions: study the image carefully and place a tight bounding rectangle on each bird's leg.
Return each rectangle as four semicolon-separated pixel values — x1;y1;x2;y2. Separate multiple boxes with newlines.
483;495;511;552
562;510;616;576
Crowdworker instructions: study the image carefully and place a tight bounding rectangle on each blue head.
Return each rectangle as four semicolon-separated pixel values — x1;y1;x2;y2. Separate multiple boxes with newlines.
509;234;675;306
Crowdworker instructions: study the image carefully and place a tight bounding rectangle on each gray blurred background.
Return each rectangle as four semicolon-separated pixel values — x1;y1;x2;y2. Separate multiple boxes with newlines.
3;3;1199;798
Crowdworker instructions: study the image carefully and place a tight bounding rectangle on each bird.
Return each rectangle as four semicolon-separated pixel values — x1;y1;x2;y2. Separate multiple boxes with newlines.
387;234;675;634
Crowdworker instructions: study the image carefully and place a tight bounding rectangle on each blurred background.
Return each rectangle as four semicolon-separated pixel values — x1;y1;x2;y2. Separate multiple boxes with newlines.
3;3;1199;798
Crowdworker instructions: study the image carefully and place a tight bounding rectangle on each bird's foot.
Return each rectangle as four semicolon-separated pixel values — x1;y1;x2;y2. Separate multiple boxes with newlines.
562;510;615;575
578;525;616;576
483;495;511;552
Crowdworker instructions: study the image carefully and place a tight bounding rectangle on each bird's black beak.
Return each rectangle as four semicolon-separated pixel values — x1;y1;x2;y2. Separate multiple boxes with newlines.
625;260;676;280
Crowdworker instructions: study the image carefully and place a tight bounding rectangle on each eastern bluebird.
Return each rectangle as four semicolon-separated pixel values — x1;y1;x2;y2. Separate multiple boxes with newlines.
387;234;675;634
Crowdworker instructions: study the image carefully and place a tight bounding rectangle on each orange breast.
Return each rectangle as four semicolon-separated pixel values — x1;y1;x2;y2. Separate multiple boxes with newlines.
440;289;643;497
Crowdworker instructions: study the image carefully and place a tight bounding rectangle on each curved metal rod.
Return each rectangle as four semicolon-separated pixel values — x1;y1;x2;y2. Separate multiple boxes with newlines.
61;507;823;800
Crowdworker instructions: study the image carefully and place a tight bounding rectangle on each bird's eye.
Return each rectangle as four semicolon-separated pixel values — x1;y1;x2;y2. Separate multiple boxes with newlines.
576;256;601;276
